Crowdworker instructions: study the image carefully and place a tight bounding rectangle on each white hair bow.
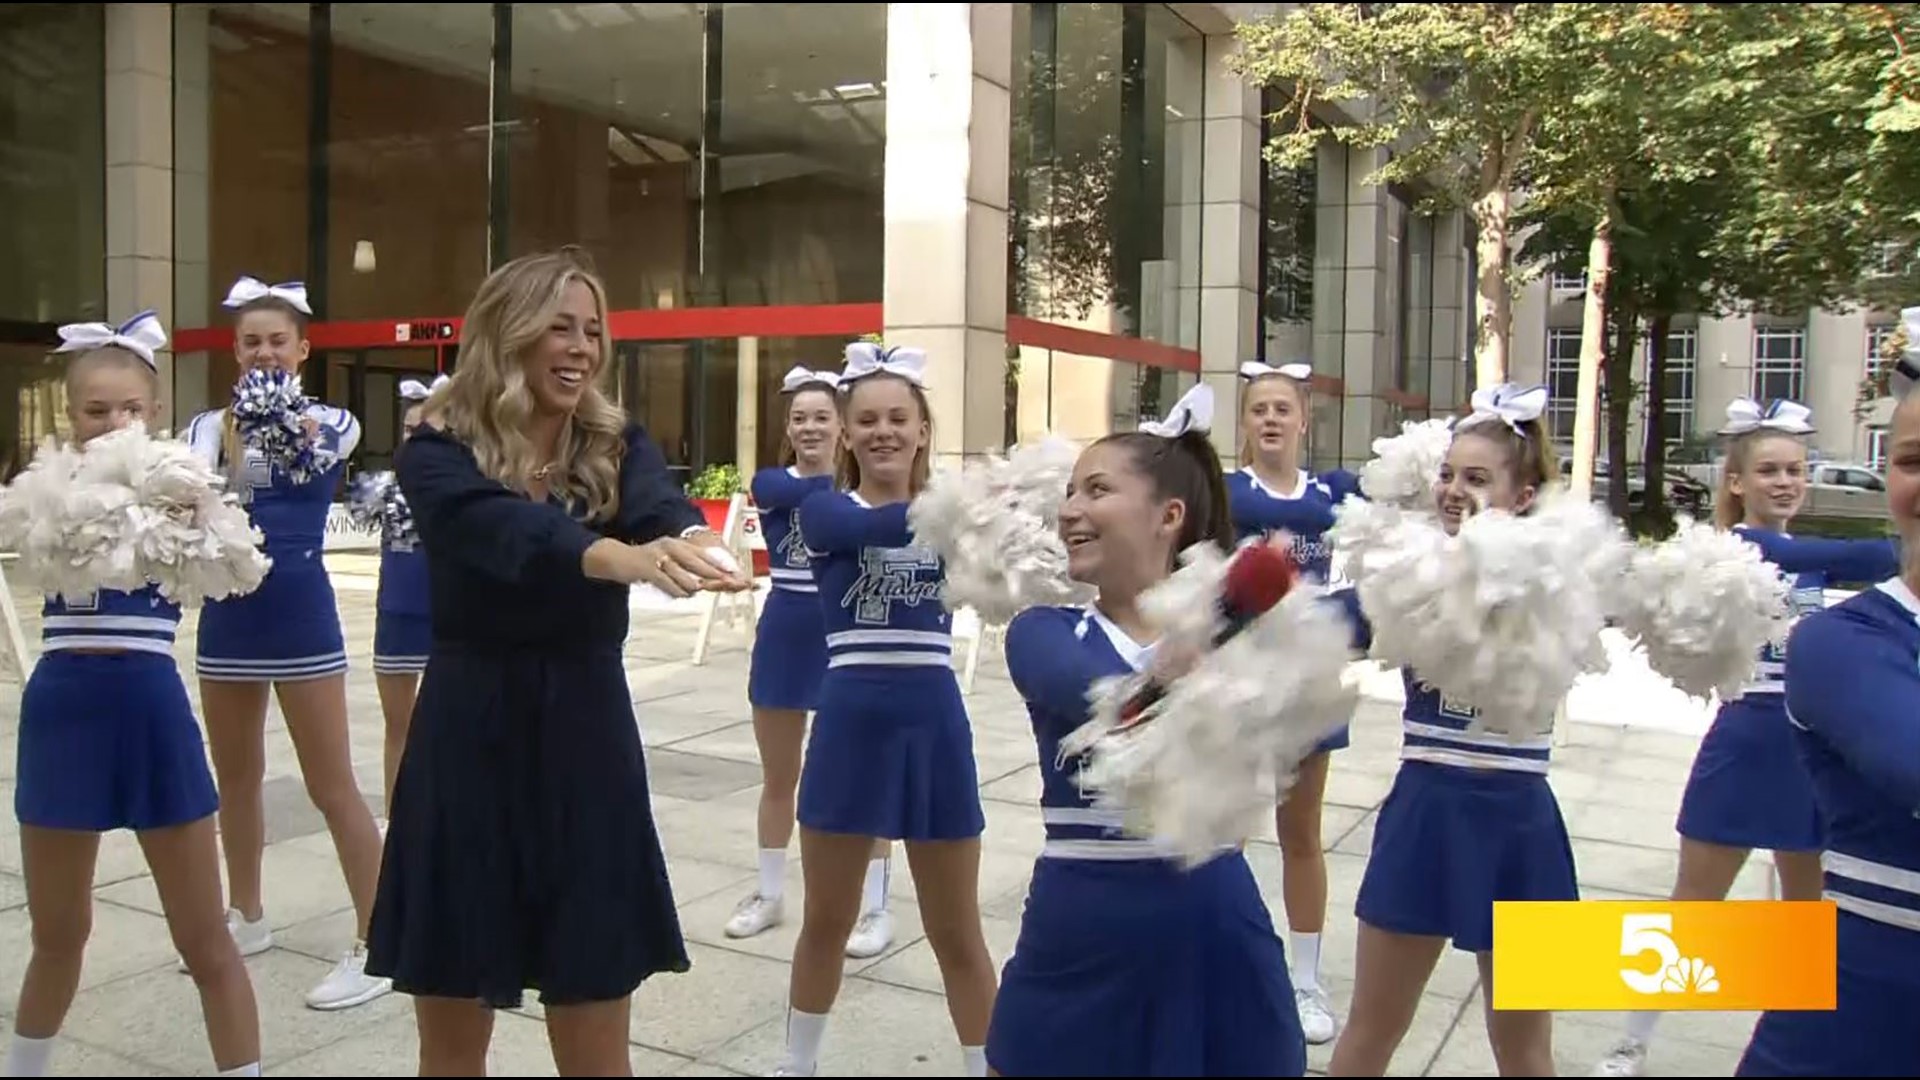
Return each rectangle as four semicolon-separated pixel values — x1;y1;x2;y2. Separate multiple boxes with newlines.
1461;383;1549;434
398;374;449;402
841;342;928;388
1719;397;1815;436
782;366;841;393
55;310;168;370
1239;360;1313;382
1139;382;1214;438
223;275;313;315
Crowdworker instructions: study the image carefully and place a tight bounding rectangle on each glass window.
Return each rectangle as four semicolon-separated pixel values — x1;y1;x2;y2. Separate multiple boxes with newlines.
1867;323;1895;382
1752;327;1805;403
1867;427;1888;471
0;3;104;325
1647;328;1697;445
1546;328;1582;443
1010;3;1204;347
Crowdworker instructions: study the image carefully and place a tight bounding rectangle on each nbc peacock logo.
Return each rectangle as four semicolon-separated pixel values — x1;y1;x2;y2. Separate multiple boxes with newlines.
1620;914;1721;997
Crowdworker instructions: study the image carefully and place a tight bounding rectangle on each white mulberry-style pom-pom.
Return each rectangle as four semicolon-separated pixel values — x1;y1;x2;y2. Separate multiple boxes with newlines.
0;425;268;606
1058;543;1358;867
907;436;1092;624
1358;418;1454;510
1608;518;1792;702
1330;492;1628;739
347;470;416;547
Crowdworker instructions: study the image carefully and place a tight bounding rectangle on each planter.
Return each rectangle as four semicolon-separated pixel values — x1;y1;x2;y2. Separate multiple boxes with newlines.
692;496;771;577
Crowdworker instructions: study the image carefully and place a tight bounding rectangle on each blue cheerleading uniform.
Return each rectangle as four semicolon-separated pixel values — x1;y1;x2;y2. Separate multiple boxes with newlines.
987;605;1305;1078
1737;579;1920;1077
793;491;982;841
15;587;218;832
1227;466;1363;754
747;466;835;711
1675;528;1898;853
373;520;430;677
365;423;698;1009
1329;590;1579;953
186;404;360;682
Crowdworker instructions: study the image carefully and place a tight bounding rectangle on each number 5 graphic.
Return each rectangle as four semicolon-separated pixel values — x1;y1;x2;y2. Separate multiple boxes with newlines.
1620;914;1681;995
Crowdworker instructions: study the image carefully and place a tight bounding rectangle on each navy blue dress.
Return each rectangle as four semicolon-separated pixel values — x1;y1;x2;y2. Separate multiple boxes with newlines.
365;423;702;1009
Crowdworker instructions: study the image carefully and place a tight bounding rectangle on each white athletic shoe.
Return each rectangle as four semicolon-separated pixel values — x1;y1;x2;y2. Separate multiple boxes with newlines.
1592;1039;1650;1077
304;942;393;1011
725;892;785;939
844;909;895;959
1296;986;1339;1045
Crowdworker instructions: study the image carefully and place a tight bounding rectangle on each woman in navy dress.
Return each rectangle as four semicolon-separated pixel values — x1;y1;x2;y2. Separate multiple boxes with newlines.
1328;386;1575;1078
368;375;441;810
1595;398;1898;1077
1738;368;1919;1077
1228;360;1363;1046
5;315;261;1079
774;346;998;1078
184;275;387;1012
366;249;747;1075
989;382;1306;1078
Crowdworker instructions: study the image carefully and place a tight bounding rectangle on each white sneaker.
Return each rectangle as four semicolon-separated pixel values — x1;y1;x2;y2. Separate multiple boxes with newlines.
304;943;393;1011
844;909;894;959
725;893;785;939
181;908;271;973
1592;1039;1649;1077
767;1066;815;1078
1296;986;1338;1045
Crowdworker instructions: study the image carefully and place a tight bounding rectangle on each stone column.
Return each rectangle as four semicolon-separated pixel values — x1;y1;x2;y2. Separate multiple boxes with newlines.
1194;33;1262;468
883;3;1012;466
105;3;176;424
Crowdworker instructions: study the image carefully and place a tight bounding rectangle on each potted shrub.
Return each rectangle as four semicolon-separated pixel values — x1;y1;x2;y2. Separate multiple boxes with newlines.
686;462;769;576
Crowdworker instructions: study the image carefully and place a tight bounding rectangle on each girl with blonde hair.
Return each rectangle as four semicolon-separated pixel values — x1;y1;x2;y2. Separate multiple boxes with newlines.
365;249;747;1075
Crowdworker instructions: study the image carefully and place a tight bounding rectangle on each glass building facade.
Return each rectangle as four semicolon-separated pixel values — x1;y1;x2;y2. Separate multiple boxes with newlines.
0;2;1477;486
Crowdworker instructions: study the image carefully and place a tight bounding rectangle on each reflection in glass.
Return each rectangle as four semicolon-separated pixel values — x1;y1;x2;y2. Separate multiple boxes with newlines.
0;3;104;325
1010;4;1203;346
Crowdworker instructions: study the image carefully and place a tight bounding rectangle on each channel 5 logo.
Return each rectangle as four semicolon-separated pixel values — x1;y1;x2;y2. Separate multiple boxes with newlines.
1491;902;1836;1011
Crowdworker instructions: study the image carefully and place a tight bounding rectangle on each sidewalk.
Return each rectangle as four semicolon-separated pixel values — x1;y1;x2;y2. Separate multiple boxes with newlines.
0;563;1761;1076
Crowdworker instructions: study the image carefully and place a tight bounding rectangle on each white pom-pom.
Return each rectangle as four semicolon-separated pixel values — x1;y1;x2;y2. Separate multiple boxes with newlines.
907;436;1092;624
1331;492;1627;738
1058;544;1357;866
0;425;269;605
1608;518;1792;701
1358;419;1454;510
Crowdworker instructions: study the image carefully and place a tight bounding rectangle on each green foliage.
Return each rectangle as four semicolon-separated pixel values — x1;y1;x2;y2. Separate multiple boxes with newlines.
687;463;742;500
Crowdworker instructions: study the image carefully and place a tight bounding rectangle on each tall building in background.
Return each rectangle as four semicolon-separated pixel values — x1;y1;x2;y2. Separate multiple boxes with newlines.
0;1;1497;484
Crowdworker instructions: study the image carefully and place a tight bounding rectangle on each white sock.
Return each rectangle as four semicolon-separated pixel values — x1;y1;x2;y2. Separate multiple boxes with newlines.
1625;1009;1662;1045
861;855;889;916
1290;931;1322;992
4;1034;55;1078
783;1008;829;1074
758;848;787;902
217;1065;262;1078
962;1045;988;1077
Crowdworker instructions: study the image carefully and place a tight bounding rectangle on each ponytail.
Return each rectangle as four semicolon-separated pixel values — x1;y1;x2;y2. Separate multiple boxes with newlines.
1093;427;1234;567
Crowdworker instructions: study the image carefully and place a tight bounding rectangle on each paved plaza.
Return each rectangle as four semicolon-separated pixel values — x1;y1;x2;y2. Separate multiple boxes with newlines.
0;555;1777;1076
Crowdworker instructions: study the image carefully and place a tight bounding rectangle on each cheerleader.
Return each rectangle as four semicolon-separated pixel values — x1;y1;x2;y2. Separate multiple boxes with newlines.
1328;385;1573;1077
5;314;261;1077
183;275;388;1011
1737;375;1919;1077
725;365;896;958
774;345;998;1078
1594;398;1898;1078
371;375;442;809
1229;360;1362;1045
365;250;746;1074
988;383;1307;1077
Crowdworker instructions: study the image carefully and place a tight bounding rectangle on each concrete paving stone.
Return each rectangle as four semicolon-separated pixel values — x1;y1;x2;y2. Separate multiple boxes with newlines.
646;747;767;802
703;976;965;1078
1302;974;1474;1077
0;898;181;1015
627;942;797;1060
1427;993;1750;1077
264;1007;692;1077
857;914;1022;996
9;1035;175;1077
0;868;24;912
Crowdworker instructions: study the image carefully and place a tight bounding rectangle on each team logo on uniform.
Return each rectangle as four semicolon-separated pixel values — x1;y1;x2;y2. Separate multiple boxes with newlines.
844;545;942;624
242;448;273;489
777;509;810;569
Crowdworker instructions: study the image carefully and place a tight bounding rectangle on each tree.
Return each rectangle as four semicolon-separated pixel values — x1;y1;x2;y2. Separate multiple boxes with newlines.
1233;3;1584;388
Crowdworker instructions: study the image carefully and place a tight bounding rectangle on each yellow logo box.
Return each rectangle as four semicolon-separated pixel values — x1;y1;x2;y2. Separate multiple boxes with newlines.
1491;901;1836;1012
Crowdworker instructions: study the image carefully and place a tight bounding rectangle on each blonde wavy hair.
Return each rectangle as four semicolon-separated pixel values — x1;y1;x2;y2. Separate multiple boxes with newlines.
426;249;627;523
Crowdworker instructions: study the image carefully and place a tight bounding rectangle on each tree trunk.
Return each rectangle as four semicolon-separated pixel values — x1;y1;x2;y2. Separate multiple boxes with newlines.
1569;202;1614;504
1606;300;1638;522
1470;181;1513;390
1643;312;1673;528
